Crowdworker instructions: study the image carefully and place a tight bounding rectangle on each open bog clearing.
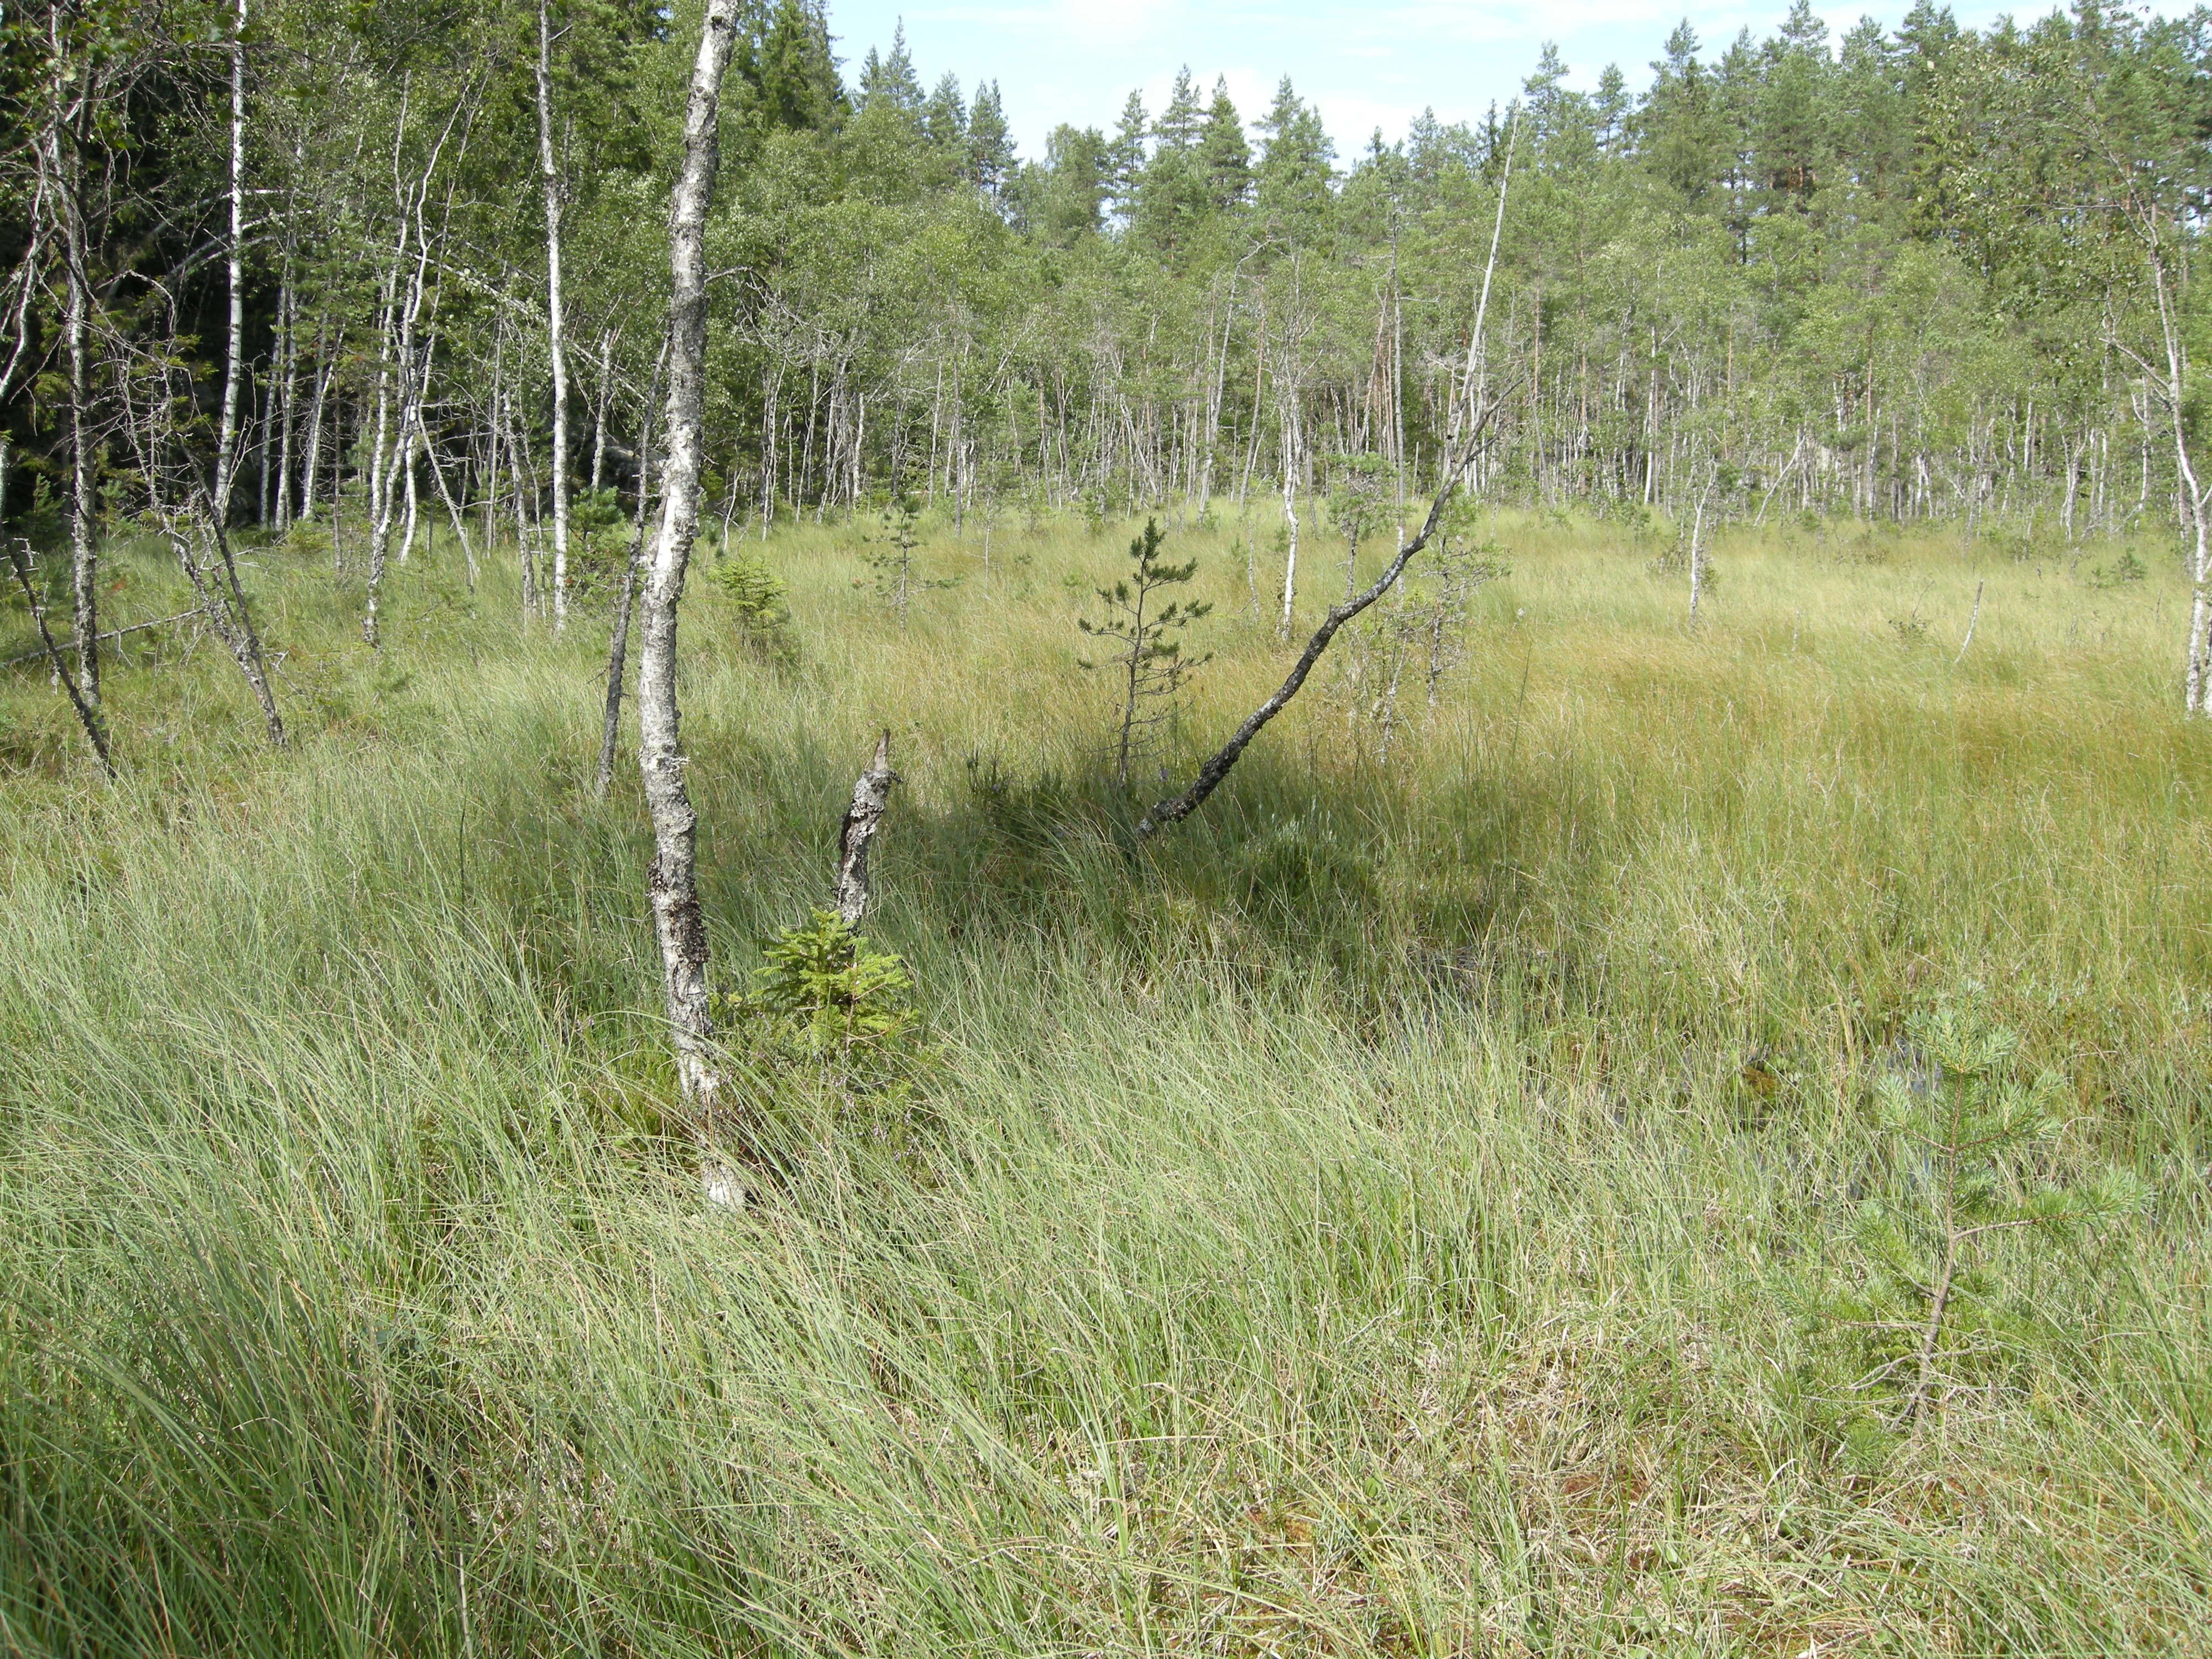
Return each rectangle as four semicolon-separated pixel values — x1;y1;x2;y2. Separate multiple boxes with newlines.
3;509;2208;1655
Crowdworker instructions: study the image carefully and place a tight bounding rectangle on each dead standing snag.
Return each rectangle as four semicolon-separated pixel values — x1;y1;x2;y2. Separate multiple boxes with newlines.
834;732;899;925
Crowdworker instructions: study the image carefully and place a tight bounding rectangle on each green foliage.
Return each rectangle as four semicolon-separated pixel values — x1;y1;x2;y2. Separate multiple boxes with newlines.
858;493;958;627
711;548;795;662
2090;549;2148;587
564;488;632;601
1077;516;1211;784
1794;997;2150;1437
717;910;931;1112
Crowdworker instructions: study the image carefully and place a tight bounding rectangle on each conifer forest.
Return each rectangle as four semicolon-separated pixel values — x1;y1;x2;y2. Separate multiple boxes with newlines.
3;0;2212;1652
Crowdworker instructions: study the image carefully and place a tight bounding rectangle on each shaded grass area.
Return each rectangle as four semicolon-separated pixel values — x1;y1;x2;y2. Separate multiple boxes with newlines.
1;505;2208;1654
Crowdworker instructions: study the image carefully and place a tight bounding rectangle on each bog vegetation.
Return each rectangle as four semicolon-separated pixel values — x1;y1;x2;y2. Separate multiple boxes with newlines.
3;1;2210;1653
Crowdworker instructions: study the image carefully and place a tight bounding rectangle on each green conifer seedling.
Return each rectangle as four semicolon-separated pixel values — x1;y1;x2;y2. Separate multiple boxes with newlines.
1077;517;1211;786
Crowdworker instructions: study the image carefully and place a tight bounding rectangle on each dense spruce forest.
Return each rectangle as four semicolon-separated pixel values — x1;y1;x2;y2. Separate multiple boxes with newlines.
4;2;2211;1654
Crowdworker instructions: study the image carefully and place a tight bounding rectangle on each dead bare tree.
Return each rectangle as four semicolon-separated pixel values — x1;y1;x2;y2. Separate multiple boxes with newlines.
6;534;112;777
116;345;285;747
638;0;740;1111
833;732;898;924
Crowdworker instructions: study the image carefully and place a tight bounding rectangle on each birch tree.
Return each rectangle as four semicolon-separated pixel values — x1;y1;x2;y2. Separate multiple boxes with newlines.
536;0;573;629
639;0;740;1112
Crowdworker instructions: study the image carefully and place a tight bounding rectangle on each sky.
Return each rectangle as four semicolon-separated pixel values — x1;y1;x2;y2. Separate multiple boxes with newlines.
822;1;2027;160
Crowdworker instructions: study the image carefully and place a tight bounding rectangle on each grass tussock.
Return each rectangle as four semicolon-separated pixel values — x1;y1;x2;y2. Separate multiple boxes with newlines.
1;503;2208;1656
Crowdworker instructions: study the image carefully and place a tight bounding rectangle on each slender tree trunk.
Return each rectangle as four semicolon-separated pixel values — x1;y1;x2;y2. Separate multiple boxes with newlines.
2145;247;2212;713
1278;417;1299;639
589;328;613;492
274;155;300;532
1688;476;1711;623
362;282;396;645
299;312;332;525
213;0;249;521
64;181;96;711
536;0;572;628
639;0;739;1111
597;336;665;800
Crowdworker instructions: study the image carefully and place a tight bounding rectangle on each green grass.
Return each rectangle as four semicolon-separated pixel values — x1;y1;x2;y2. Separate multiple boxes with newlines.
1;501;2208;1655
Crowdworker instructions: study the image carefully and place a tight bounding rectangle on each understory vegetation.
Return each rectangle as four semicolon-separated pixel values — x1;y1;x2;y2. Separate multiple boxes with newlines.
2;505;2208;1655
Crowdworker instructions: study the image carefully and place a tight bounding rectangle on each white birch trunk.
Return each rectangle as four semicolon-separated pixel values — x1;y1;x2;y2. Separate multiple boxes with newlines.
1278;418;1299;639
64;175;97;710
212;0;249;521
639;0;740;1110
536;0;573;629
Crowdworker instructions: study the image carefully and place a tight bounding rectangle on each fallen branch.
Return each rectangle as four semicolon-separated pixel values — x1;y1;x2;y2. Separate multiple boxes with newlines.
6;539;113;776
2;606;204;669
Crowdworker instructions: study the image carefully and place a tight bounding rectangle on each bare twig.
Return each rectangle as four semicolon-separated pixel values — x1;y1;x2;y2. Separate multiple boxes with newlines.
2;607;203;669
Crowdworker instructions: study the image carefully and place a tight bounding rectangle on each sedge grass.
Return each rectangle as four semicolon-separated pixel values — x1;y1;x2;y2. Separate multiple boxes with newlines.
0;502;2206;1655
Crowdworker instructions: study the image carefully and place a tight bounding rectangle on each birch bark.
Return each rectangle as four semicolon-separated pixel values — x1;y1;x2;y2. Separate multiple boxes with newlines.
536;0;573;628
638;0;739;1108
212;0;249;521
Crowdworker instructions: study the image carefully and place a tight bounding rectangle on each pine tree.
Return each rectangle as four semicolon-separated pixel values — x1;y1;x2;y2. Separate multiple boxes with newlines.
1025;123;1109;241
1108;90;1149;226
923;72;967;154
1077;518;1212;786
1199;78;1252;211
968;80;1016;200
1254;78;1335;229
745;0;843;133
858;23;922;114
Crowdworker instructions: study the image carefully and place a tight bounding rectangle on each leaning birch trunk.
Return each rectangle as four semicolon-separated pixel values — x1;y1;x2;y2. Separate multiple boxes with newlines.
639;0;739;1112
536;0;573;630
1954;579;1984;666
1138;108;1520;839
834;733;898;925
212;0;248;521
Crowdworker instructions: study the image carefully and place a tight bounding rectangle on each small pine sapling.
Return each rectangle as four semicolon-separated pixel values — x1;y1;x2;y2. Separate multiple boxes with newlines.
712;549;795;662
1328;451;1390;600
1412;530;1509;709
564;487;629;600
859;491;957;627
1338;528;1506;764
1077;517;1212;786
1799;998;2148;1437
716;910;933;1133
